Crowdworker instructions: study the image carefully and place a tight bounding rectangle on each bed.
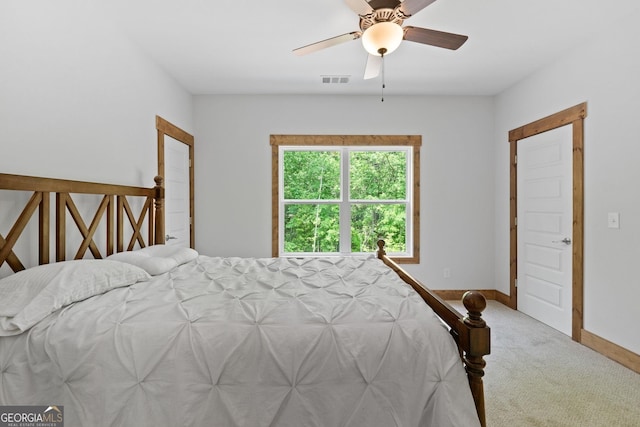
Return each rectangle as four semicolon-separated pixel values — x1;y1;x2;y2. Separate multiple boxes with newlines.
0;173;490;427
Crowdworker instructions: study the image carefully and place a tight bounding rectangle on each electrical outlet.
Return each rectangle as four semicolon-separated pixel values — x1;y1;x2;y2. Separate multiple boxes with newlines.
608;212;620;229
443;268;451;279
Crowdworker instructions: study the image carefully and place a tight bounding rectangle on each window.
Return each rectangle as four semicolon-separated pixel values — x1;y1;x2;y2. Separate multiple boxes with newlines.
271;135;420;263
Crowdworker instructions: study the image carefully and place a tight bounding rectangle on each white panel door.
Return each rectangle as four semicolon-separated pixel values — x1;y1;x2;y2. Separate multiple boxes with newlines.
517;125;573;336
164;136;190;247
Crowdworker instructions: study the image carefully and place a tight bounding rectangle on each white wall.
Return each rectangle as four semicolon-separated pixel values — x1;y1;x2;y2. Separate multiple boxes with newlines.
194;94;495;291
493;9;640;353
0;0;193;185
0;0;193;274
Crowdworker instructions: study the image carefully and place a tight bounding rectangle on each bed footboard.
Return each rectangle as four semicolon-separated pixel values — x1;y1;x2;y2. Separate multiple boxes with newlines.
376;240;490;427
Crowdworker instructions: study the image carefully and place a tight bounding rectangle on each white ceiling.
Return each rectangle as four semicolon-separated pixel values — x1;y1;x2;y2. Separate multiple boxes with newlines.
100;0;638;96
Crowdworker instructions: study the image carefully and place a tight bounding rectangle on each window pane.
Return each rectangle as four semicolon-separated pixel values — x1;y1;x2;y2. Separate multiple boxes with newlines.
283;151;341;200
284;204;340;253
351;204;406;253
350;151;406;200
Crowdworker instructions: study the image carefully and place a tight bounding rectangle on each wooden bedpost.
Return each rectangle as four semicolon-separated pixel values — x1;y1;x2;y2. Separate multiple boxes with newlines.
375;239;490;427
462;291;489;427
154;176;165;244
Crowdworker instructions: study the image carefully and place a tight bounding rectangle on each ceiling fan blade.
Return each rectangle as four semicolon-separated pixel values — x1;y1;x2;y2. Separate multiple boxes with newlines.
344;0;374;16
364;54;382;79
403;26;468;50
399;0;438;17
293;31;361;56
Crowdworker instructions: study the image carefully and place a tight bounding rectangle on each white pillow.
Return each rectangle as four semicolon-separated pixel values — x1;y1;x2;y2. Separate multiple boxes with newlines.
0;260;150;336
106;251;177;276
107;245;198;275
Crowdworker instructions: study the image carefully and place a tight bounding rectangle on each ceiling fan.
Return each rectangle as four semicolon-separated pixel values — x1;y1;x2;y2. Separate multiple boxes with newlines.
293;0;468;80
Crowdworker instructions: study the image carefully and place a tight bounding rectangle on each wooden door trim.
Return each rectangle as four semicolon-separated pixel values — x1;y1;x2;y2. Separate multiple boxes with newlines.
508;102;586;341
156;116;195;249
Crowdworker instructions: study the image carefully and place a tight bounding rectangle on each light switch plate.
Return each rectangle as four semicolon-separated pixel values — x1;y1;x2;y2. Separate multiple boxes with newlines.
607;212;620;229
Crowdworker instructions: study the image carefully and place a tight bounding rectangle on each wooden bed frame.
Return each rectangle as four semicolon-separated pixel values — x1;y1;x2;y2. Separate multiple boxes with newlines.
377;241;490;426
0;173;165;269
0;172;490;426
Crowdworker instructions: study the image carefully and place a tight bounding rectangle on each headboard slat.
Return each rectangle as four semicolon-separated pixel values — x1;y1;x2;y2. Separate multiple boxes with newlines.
39;192;50;265
0;192;42;269
69;195;111;260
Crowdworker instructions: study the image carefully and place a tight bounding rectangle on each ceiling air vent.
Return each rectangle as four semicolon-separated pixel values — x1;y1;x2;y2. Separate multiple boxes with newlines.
322;75;350;84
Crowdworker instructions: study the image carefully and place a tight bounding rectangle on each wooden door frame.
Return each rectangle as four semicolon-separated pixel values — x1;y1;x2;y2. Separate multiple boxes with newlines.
156;115;195;249
508;102;586;341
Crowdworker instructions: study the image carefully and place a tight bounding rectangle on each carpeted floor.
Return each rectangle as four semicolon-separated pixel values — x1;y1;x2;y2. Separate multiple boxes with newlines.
447;300;640;427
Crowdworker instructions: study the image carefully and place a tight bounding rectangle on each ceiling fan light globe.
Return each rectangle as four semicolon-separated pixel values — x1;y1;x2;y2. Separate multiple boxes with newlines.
362;22;403;56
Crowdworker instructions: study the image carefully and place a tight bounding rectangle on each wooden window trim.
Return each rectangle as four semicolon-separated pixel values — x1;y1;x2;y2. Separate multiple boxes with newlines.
270;135;421;264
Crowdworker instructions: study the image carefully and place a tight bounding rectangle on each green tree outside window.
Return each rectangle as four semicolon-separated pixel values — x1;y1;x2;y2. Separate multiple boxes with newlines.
282;148;409;255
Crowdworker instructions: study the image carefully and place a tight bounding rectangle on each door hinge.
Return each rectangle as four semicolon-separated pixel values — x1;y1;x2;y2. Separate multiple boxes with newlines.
514;217;518;226
514;279;518;288
190;217;193;225
514;155;517;165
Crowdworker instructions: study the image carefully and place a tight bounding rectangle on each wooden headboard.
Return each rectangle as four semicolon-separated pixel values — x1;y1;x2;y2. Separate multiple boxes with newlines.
0;173;165;273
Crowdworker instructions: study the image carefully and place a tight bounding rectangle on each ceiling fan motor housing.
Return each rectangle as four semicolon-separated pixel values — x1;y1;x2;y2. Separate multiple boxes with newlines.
359;7;407;32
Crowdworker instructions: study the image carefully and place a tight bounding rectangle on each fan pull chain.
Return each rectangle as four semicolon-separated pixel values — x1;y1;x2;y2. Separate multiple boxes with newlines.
381;53;385;102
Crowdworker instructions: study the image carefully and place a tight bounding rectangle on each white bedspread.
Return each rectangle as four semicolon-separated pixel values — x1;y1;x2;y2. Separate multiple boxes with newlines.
0;255;480;427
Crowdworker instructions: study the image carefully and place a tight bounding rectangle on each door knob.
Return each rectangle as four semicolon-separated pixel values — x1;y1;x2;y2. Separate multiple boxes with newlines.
166;235;177;240
552;237;571;245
